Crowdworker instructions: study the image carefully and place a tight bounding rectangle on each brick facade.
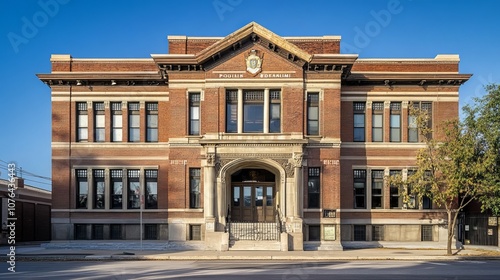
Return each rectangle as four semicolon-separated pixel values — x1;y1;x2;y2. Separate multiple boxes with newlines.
38;22;471;250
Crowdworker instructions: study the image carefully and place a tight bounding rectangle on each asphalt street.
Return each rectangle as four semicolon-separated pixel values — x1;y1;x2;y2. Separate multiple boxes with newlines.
2;260;500;280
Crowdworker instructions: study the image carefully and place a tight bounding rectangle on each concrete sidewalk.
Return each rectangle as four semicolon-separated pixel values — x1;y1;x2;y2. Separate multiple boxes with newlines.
2;244;500;261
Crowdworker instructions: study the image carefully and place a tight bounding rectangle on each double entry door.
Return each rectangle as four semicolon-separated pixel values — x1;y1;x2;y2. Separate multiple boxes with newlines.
231;184;275;222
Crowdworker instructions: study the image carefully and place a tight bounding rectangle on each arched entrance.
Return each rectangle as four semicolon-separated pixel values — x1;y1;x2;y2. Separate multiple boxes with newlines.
230;169;275;222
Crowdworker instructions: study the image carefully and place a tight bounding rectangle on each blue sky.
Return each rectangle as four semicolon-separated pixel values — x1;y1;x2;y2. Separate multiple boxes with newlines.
1;0;499;190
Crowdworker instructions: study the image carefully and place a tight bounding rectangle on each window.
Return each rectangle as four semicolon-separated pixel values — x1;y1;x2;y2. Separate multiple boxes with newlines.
390;102;401;142
92;224;104;240
353;225;366;241
189;93;200;135
94;102;105;142
74;224;88;240
423;195;432;209
111;102;122;142
93;169;105;209
371;170;384;209
308;225;321;241
406;170;417;209
372;225;384;241
307;93;319;135
189;168;201;208
226;90;238;133
269;90;281;133
225;89;281;133
127;169;140;209
110;169;123;209
390;170;402;208
144;224;158;240
110;224;122;239
189;224;201;240
372;102;383;142
77;102;88;142
408;102;433;142
353;169;366;209
128;102;140;142
243;90;264;132
421;102;433;140
145;170;158;209
307;167;320;208
146;103;158;142
353;102;365;142
408;102;419;142
421;225;433;241
76;169;88;209
423;170;432;209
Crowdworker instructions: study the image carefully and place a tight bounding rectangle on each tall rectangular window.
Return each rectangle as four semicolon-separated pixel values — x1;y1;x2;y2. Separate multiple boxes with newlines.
226;90;238;133
307;93;319;135
128;103;140;142
189;168;201;208
189;93;200;135
110;169;123;209
269;90;281;133
354;169;366;209
371;170;384;209
93;169;105;209
390;102;401;142
111;102;122;142
146;103;158;142
308;167;320;208
76;169;88;209
422;102;433;140
372;102;383;142
145;170;158;209
408;102;433;142
243;90;264;133
422;170;433;209
94;102;105;142
408;102;419;142
127;169;140;209
77;102;88;142
390;170;402;208
353;102;365;142
406;169;417;209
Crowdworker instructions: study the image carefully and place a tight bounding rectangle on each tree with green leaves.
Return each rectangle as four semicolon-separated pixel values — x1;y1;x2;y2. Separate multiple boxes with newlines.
389;84;500;255
463;84;500;215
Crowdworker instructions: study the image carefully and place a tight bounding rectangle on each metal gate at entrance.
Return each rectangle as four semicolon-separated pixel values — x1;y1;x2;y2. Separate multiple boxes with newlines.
228;168;281;242
461;215;499;246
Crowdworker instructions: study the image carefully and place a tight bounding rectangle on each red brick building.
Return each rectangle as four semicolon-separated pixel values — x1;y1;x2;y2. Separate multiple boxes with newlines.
38;22;471;250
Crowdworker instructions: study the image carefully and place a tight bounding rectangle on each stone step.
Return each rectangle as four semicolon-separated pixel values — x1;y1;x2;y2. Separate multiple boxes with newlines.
229;240;281;251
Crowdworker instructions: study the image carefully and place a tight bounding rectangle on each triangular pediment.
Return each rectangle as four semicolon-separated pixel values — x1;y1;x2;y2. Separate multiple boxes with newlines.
196;22;312;67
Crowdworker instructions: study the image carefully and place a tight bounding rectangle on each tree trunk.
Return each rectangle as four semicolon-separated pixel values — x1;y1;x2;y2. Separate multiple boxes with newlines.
447;210;453;255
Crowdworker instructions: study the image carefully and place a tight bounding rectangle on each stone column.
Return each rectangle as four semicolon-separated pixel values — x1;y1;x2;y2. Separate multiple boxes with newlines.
293;153;303;218
204;153;216;219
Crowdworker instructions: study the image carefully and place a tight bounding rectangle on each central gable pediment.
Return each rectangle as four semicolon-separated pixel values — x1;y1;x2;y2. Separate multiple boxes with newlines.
153;22;357;78
196;22;312;68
